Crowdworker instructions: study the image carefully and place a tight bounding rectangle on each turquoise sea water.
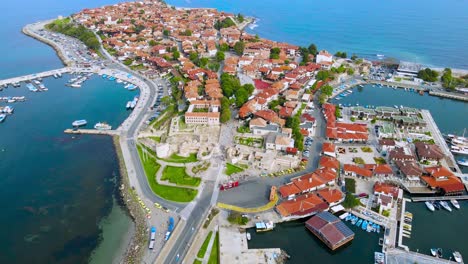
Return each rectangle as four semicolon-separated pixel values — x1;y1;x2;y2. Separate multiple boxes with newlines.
0;76;137;263
167;0;468;69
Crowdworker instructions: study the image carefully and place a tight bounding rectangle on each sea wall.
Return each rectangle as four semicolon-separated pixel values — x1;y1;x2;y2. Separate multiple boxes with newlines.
112;136;147;264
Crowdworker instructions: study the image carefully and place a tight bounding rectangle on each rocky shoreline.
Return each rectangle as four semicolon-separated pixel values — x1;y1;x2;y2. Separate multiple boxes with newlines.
112;136;147;264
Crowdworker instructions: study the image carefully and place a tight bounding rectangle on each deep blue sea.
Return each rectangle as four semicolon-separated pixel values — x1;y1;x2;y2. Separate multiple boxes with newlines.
167;0;468;69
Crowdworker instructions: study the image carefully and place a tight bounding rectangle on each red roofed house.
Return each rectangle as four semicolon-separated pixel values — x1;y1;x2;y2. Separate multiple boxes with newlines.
343;164;373;178
373;164;394;177
322;142;336;158
276;193;329;219
317;188;344;207
420;166;465;195
279;182;301;199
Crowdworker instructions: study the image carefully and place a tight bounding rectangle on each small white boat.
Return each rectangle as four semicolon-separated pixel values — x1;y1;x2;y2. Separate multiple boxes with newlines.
0;114;6;123
72;119;87;127
430;248;437;257
439;201;452;212
425;201;435;212
94;122;112;130
453;251;463;263
457;158;468;167
246;232;251;240
70;83;81;88
450;199;460;209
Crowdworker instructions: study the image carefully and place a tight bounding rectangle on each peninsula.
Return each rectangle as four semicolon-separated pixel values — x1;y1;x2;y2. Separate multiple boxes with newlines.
2;0;467;263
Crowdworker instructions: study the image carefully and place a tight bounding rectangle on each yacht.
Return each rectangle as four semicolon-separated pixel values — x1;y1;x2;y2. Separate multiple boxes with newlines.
451;146;468;155
457;158;468;167
0;114;6;123
450;199;460;209
126;101;132;109
431;248;437;257
2;106;14;114
439;201;452;212
26;83;38;92
246;232;251;241
94;122;112;130
425;201;435;212
453;251;463;263
72;119;87;127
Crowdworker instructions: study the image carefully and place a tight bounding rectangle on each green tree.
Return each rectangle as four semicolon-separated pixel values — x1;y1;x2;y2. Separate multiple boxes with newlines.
351;54;358;60
343;193;360;209
270;47;281;59
163;29;170;36
189;52;198;62
215;18;236;29
441;68;456;90
215;51;225;62
308;43;317;55
219;43;229;52
321;85;333;96
199;57;209;68
172;50;180;60
417;68;439;82
318;93;328;104
347;67;355;75
233;41;245;56
220;97;231;123
237;13;245;23
181;29;192;36
334;51;347;58
316;70;330;81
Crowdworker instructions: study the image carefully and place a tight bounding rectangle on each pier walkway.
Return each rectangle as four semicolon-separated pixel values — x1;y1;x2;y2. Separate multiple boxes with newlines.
386;248;455;264
429;90;468;102
64;128;121;136
411;195;468;202
0;66;97;86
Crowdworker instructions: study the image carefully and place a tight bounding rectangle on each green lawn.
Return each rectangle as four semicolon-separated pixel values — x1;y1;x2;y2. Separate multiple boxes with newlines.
149;136;161;143
161;166;201;187
193;260;202;264
197;231;213;259
207;232;219;264
137;145;198;202
160;153;198;163
225;163;245;176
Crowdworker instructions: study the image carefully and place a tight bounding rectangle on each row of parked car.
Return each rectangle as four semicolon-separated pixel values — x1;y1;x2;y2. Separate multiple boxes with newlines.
302;137;314;159
146;83;166;123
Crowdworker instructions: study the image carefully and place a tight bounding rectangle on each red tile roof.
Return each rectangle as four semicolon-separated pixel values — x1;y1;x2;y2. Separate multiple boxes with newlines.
343;164;373;177
319;156;339;171
373;182;400;199
317;188;343;204
276;193;328;217
279;183;301;198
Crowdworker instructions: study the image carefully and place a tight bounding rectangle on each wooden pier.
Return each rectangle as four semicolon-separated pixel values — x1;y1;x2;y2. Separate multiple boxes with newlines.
64;129;121;136
411;195;468;202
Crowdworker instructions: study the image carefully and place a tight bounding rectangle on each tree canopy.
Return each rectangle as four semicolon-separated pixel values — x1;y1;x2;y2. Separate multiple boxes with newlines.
417;68;439;82
321;84;334;96
316;70;331;81
233;41;245;56
334;51;347;58
215;51;225;62
215;18;236;29
308;44;317;55
270;47;281;59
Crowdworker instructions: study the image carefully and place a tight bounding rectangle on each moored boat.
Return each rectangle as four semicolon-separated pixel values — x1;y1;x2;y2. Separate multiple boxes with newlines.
356;219;363;227
439;201;452;212
0;114;6;123
453;251;463;263
255;221;275;232
425;201;435;212
437;248;443;258
457;158;468;167
72;119;87;127
94;122;112;130
450;199;460;209
246;232;251;241
430;248;437;257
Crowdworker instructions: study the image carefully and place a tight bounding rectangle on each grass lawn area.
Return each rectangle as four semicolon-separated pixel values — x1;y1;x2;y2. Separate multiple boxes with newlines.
193;260;202;264
197;231;213;259
161;166;201;187
160;153;198;163
149;136;161;143
353;157;365;164
374;157;387;164
345;178;356;193
207;232;219;264
137;145;198;202
225;163;245;176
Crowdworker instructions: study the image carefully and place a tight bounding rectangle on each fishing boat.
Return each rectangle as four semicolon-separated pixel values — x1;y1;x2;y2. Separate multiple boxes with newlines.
72;119;87;127
425;201;435;212
439;201;452;212
361;220;368;231
246;232;251;241
356;219;363;227
0;114;6;123
94;122;112;130
457;158;468;167
437;248;443;258
255;221;275;232
453;251;463;263
2;106;14;114
70;83;81;88
450;199;460;209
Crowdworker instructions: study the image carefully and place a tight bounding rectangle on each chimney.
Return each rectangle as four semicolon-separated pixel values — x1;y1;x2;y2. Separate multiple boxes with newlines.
309;178;312;183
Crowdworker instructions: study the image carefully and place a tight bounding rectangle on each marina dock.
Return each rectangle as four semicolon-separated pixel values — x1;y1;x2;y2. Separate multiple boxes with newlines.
0;67;97;87
411;195;468;202
429;91;468;102
64;128;121;136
